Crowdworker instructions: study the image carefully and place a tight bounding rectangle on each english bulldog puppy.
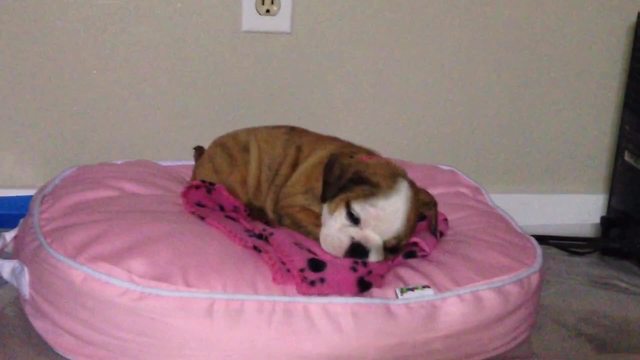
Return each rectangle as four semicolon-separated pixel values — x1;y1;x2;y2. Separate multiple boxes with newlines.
191;126;437;262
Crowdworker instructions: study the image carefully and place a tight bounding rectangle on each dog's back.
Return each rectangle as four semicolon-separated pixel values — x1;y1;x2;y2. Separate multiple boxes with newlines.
191;126;364;229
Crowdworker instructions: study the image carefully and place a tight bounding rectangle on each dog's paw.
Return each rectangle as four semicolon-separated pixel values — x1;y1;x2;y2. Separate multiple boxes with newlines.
401;242;429;260
246;204;272;225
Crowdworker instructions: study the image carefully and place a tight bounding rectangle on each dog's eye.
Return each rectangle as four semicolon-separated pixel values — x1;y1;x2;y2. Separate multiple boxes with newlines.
346;202;360;226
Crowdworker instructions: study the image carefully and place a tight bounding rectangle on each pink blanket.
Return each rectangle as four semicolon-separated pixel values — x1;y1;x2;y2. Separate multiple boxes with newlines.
182;180;448;296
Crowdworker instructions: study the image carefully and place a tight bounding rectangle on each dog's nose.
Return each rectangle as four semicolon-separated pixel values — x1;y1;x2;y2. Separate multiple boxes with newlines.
344;241;370;260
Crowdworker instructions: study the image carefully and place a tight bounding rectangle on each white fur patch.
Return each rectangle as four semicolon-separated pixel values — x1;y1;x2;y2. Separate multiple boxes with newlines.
319;179;412;262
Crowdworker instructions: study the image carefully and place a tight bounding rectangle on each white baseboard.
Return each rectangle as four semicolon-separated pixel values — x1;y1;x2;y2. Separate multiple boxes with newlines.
0;189;36;196
490;194;607;237
0;189;607;237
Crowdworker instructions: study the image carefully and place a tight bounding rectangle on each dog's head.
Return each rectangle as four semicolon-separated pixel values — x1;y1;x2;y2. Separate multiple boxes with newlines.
319;152;438;262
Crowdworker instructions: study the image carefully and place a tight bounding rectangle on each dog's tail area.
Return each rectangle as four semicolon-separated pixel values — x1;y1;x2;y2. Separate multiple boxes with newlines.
193;145;206;163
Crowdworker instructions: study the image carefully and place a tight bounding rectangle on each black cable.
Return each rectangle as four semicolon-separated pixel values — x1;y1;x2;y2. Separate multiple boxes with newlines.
532;235;604;256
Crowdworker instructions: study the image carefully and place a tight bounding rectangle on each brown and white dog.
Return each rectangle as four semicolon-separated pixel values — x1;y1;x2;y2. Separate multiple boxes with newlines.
191;126;437;262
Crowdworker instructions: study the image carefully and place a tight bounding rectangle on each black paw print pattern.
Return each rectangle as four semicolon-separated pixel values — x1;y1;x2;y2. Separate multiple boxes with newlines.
245;227;275;255
244;227;274;244
297;257;328;288
295;256;376;293
188;181;217;216
191;180;216;195
187;181;266;249
277;258;292;274
349;260;375;293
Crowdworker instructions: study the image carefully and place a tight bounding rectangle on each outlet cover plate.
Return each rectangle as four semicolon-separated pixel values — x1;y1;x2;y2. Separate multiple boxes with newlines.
241;0;292;33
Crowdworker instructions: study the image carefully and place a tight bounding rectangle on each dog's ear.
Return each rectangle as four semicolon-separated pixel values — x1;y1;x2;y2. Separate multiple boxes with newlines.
416;187;439;237
321;153;375;203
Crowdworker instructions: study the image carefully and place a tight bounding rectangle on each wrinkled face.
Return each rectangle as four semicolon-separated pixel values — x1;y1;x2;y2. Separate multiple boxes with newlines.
319;179;414;262
318;152;437;262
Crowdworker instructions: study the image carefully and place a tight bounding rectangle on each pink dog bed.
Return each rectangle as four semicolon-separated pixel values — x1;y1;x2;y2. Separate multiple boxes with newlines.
3;160;542;359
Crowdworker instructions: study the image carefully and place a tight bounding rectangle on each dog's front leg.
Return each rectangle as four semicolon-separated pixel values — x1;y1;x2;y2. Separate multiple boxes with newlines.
246;203;273;226
275;204;321;241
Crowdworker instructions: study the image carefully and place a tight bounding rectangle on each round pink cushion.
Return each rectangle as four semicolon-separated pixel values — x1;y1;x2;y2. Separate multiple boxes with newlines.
13;160;541;359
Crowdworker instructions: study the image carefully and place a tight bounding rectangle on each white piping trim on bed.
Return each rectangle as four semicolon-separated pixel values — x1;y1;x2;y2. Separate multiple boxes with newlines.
25;161;542;305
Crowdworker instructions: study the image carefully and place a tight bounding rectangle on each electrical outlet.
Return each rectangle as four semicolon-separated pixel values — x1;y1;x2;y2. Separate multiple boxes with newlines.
255;0;280;16
241;0;292;33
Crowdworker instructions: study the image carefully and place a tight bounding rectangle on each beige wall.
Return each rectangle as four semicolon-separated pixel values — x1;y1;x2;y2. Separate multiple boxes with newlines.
1;1;638;192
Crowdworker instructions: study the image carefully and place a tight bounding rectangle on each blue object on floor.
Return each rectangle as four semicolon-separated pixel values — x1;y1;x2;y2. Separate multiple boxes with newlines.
0;196;33;229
